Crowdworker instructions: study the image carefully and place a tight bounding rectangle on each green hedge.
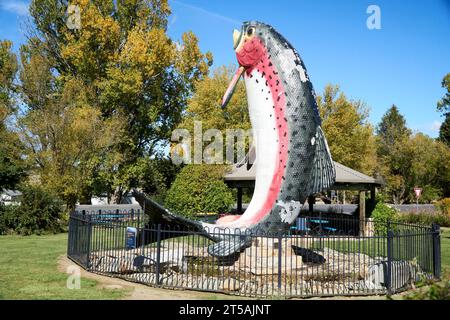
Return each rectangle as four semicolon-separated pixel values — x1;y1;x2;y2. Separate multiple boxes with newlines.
164;164;234;218
0;185;65;235
396;212;450;227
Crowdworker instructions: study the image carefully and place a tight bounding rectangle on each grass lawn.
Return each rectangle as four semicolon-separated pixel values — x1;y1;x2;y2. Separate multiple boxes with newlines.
440;227;450;278
0;233;127;300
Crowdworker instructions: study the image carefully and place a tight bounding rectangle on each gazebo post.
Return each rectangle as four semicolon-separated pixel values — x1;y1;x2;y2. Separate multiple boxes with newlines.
369;186;376;213
237;187;243;214
359;191;366;236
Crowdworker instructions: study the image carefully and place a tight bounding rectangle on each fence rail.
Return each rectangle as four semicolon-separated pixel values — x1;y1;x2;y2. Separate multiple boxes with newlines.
67;211;441;298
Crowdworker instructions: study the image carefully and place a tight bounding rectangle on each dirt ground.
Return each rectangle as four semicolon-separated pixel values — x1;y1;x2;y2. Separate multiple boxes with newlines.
58;255;245;300
58;255;403;300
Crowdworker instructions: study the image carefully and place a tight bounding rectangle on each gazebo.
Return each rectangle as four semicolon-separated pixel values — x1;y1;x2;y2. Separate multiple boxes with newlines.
224;161;384;235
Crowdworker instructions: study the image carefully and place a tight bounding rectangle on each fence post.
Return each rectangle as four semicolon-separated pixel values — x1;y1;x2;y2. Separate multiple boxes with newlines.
156;224;162;286
277;232;282;293
432;223;441;279
67;212;73;258
137;209;141;228
386;227;393;295
86;214;92;270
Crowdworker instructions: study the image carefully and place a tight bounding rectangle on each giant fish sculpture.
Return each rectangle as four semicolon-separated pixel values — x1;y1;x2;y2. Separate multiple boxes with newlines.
133;21;335;258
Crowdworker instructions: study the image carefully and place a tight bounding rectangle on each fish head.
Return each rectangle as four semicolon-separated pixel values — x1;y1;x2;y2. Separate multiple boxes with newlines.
222;21;271;108
234;21;267;69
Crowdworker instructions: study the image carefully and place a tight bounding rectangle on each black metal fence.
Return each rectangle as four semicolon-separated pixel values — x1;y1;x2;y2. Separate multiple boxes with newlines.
67;211;441;298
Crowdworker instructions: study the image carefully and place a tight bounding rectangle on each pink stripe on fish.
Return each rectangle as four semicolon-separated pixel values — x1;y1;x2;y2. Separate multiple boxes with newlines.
237;37;288;225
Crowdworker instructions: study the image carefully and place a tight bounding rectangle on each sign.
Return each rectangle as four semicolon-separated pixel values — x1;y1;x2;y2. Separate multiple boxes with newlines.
126;227;137;250
414;188;422;198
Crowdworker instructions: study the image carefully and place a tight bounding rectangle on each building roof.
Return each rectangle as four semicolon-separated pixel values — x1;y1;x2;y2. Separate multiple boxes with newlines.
224;161;382;186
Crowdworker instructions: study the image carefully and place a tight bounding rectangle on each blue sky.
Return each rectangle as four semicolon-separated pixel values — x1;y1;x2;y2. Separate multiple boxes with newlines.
1;0;449;137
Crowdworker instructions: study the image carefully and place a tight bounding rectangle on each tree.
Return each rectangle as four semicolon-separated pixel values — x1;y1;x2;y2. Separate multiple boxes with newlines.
376;105;411;155
19;0;212;204
316;84;377;175
437;73;450;147
165;164;234;217
179;66;249;133
375;105;412;203
439;114;450;147
437;73;450;114
18;75;122;208
175;66;251;164
0;40;26;191
399;133;450;202
166;66;251;214
376;106;450;203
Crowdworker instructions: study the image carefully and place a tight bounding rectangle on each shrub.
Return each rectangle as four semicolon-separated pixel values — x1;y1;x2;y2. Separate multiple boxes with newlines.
0;185;65;235
435;198;450;216
370;202;399;235
396;211;450;227
404;278;450;300
0;204;19;234
165;164;234;218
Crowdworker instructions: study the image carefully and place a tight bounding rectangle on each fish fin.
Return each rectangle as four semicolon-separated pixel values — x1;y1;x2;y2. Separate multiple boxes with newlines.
308;126;336;195
247;144;256;170
236;144;256;170
207;238;251;257
132;189;204;232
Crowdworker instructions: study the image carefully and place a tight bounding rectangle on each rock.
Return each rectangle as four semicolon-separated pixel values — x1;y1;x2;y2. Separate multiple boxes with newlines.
362;260;414;291
221;279;241;291
291;246;326;264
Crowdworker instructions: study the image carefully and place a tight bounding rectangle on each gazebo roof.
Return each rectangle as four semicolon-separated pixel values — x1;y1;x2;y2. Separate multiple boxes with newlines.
224;161;382;189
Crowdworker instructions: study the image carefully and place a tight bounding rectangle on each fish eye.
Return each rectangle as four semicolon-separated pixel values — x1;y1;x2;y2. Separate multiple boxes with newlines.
247;27;255;36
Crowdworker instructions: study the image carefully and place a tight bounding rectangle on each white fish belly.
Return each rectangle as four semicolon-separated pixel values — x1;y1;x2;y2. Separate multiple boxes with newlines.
229;70;278;228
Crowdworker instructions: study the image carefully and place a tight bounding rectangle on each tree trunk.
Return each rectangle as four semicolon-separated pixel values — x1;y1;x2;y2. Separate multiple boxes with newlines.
110;186;124;204
79;187;92;205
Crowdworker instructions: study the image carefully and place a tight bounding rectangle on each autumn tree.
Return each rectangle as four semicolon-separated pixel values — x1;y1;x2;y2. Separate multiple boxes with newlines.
0;40;26;191
396;133;450;202
375;105;412;203
316;84;377;175
174;66;250;164
376;106;450;202
18;0;212;205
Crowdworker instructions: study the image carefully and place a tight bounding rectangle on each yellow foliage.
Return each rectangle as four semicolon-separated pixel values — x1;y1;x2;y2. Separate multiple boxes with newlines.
317;84;377;175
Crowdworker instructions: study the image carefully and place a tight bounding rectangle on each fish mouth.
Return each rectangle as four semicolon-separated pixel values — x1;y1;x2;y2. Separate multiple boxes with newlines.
233;29;242;49
221;65;245;108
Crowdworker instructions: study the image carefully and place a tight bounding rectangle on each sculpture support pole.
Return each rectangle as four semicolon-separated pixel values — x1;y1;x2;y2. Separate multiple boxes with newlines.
308;195;315;214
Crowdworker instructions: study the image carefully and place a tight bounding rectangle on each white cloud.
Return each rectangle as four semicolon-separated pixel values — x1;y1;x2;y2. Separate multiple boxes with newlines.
0;1;29;16
430;120;442;132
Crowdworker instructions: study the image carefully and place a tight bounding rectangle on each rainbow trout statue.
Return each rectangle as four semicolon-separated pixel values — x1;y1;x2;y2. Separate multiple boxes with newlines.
133;21;335;258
